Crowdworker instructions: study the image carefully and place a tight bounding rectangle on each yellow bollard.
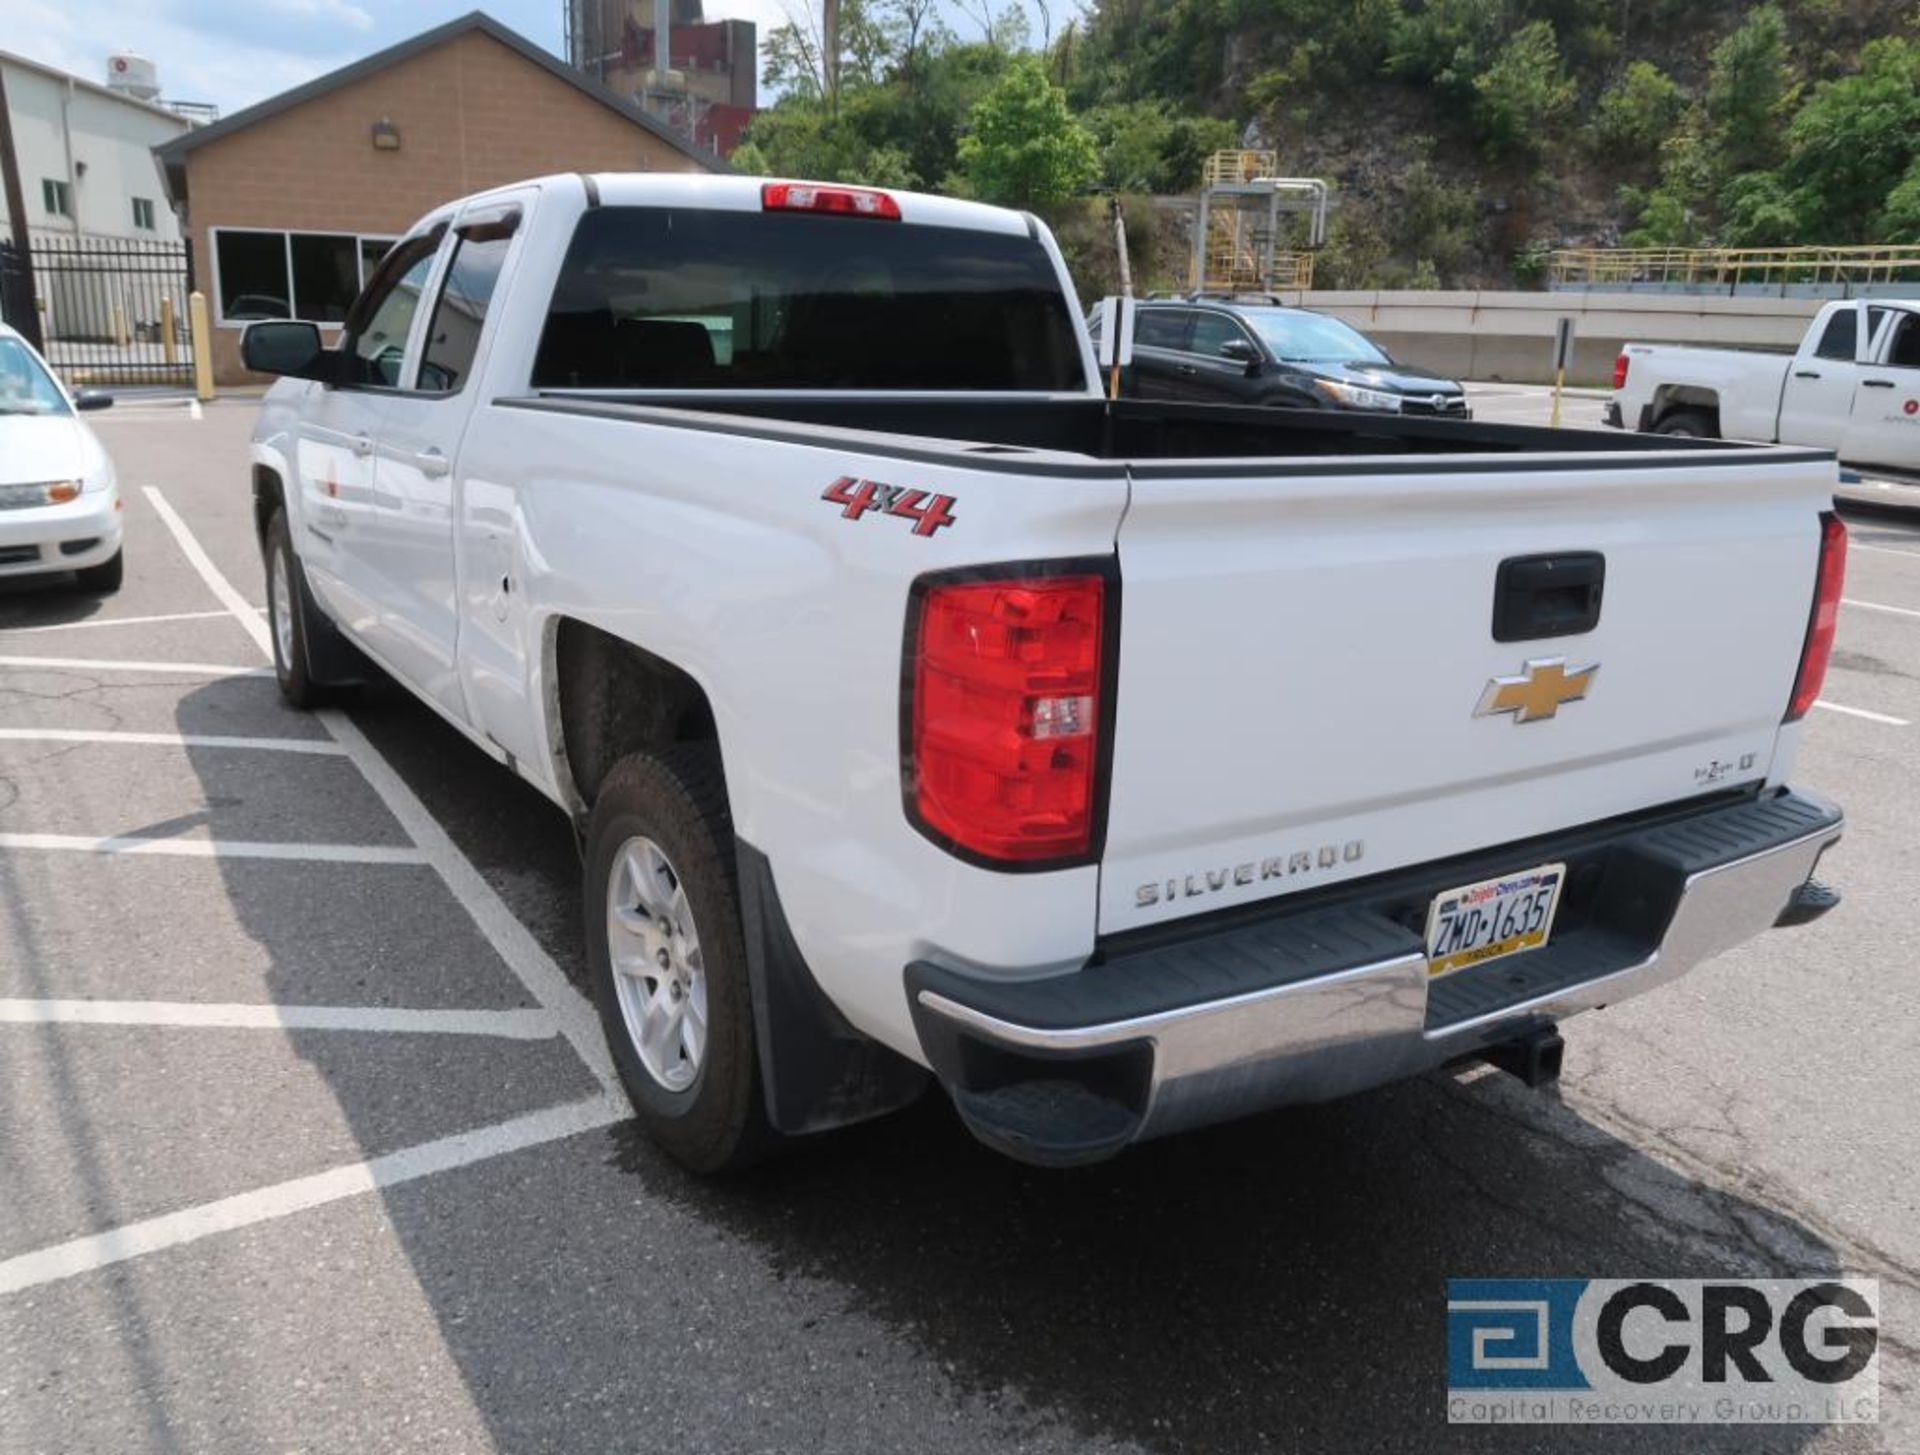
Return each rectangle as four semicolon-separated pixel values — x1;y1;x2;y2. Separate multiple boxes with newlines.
187;290;215;402
113;303;128;348
161;295;177;366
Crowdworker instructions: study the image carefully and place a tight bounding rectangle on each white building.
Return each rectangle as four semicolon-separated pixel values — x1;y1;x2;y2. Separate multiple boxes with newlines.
0;49;191;242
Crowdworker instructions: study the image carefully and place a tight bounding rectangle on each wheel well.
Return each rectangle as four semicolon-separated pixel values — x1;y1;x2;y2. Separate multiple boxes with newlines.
553;619;717;810
1651;385;1721;433
252;464;285;546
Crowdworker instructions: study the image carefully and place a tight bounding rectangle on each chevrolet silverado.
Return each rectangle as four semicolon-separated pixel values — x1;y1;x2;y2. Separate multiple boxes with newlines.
1609;297;1920;472
241;173;1847;1172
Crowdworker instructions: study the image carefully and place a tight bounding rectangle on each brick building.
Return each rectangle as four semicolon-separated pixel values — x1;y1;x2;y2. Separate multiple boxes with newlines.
567;0;757;156
154;11;722;384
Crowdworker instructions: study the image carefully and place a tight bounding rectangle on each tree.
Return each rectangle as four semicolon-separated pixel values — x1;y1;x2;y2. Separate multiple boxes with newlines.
1082;101;1234;193
1706;5;1797;174
957;55;1098;208
1775;36;1920;241
1590;61;1684;163
730;100;917;187
1471;20;1575;158
1388;0;1514;92
1884;157;1920;245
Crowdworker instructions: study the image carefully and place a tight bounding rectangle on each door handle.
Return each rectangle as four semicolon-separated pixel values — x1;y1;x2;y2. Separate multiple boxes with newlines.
1793;370;1821;380
1862;379;1896;389
350;433;373;457
414;446;451;477
1176;364;1197;375
1493;552;1606;643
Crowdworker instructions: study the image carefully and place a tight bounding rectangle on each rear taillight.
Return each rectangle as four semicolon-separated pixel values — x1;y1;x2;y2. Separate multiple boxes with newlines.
761;181;902;220
905;567;1112;866
1613;352;1630;390
1786;512;1848;723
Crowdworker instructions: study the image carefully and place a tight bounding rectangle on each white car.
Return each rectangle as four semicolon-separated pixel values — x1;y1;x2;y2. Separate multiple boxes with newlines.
1609;298;1920;473
244;174;1845;1173
0;324;123;592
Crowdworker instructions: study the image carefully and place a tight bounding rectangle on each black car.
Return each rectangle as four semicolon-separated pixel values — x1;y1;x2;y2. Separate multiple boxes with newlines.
1098;297;1472;418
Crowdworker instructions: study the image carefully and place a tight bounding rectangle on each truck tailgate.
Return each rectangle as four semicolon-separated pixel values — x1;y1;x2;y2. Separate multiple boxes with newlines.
1100;448;1834;933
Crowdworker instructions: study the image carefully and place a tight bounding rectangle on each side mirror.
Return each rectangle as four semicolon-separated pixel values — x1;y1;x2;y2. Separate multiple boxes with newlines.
73;389;114;412
241;320;332;382
1220;338;1259;373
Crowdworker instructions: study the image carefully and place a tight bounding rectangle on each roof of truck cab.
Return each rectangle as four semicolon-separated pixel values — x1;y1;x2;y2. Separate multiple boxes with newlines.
582;174;1037;236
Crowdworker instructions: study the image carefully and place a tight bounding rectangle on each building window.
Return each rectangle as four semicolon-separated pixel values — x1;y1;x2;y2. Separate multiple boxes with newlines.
212;228;400;326
132;197;157;231
41;179;72;218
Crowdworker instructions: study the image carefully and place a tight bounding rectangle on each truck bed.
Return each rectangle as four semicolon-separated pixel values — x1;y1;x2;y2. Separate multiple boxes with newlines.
509;393;1802;470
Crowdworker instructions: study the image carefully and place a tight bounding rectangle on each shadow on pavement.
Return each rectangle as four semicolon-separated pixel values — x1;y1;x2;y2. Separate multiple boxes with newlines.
177;677;1848;1455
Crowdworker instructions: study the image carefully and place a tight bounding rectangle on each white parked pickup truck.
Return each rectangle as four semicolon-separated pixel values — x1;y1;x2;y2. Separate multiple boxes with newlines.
244;174;1848;1172
1609;297;1920;472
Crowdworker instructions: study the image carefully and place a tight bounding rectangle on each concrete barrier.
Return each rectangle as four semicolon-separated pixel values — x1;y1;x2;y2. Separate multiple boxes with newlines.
1274;289;1831;387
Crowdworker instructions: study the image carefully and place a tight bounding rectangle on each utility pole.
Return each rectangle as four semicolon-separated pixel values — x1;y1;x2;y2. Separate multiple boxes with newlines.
822;0;841;110
0;65;44;350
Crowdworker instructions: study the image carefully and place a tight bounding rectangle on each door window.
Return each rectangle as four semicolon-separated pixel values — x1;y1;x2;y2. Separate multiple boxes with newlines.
1813;308;1859;362
1882;313;1920;370
340;230;444;388
419;222;515;393
1134;310;1189;350
1189;312;1254;359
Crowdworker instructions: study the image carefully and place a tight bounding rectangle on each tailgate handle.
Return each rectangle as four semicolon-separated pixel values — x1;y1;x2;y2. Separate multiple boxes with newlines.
1492;552;1605;643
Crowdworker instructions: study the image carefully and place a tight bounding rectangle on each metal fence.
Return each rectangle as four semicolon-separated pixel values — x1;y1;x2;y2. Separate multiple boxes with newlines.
1549;245;1920;295
0;242;35;344
27;233;195;387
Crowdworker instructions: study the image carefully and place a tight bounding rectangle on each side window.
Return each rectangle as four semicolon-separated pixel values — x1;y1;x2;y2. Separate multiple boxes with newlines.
1190;313;1254;359
418;220;515;394
1886;313;1920;370
1134;310;1188;350
1813;307;1858;362
340;230;443;388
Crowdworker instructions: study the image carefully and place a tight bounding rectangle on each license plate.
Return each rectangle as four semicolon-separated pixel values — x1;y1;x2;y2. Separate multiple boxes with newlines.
1424;863;1565;979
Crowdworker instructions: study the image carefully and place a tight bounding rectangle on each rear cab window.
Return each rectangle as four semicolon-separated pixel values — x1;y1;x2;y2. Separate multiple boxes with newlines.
531;208;1086;392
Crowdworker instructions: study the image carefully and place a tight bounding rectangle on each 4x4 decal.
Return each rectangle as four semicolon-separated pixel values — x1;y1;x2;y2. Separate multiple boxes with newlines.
821;476;957;537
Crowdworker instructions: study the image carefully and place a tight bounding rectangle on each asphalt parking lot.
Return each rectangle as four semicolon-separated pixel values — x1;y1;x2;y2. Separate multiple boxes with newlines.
0;395;1915;1454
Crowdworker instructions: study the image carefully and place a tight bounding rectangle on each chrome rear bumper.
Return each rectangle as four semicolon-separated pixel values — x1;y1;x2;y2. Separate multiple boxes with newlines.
909;790;1843;1166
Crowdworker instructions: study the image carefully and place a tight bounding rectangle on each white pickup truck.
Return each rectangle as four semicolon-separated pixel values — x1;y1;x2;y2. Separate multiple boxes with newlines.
244;173;1847;1172
1609;297;1920;471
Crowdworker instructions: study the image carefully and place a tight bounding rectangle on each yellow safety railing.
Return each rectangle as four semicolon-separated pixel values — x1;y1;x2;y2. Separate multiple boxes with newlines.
1201;150;1278;188
1550;245;1920;288
1200;249;1314;292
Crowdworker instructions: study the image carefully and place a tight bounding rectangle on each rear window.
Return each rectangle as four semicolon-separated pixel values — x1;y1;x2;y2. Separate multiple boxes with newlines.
532;207;1085;392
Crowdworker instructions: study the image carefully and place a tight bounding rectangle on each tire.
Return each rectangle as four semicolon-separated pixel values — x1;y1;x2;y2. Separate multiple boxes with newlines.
72;548;123;594
263;507;324;709
1654;408;1715;439
585;743;775;1173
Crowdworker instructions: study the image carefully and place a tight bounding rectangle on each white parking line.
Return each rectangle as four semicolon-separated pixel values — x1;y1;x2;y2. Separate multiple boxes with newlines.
0;655;270;677
0;489;642;1297
0;832;426;863
1813;700;1911;727
0;1093;626;1296
1842;597;1920;620
0;1000;559;1039
0;727;345;754
0;610;236;634
143;484;619;1093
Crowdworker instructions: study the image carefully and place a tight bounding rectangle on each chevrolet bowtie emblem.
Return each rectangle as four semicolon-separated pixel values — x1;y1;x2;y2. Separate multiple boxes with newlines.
1475;658;1598;724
